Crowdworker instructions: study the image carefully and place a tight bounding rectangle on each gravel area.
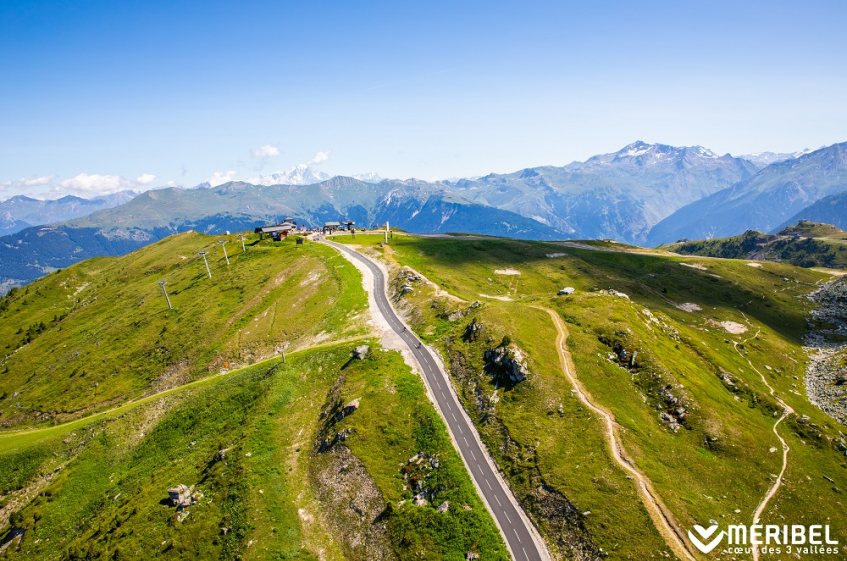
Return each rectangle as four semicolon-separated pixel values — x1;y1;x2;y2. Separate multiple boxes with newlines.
804;278;847;425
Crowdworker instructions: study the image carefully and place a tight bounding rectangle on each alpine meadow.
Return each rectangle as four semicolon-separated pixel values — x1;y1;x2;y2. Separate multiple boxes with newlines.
2;2;847;560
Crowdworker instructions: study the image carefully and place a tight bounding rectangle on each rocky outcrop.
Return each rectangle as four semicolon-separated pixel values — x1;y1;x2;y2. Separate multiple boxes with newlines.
445;347;601;560
311;446;396;561
399;269;422;283
484;344;530;384
395;269;421;297
310;373;396;560
353;345;370;359
598;329;693;432
167;484;202;509
805;278;847;425
465;318;484;341
400;452;447;510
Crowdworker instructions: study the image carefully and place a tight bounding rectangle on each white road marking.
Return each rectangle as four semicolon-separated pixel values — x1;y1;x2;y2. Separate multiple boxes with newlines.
451;412;457;421
486;479;492;490
495;496;502;506
513;528;521;543
504;511;512;524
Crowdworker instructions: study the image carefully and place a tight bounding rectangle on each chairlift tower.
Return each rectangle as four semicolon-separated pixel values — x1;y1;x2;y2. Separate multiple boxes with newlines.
158;281;173;310
199;250;211;278
218;240;230;265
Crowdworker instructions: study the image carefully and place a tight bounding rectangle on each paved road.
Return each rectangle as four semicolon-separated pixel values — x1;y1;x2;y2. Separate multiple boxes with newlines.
324;240;545;561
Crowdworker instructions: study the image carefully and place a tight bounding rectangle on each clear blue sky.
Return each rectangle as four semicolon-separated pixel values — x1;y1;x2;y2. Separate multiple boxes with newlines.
2;0;846;198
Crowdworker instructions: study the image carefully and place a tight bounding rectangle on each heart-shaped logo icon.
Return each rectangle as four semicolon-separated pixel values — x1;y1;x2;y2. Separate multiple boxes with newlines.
688;524;724;554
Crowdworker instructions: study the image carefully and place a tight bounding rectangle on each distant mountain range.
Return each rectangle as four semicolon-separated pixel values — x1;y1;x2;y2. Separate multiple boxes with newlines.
244;165;382;187
0;178;561;291
0;191;137;236
2;140;846;292
739;149;814;168
779;191;847;231
647;142;847;245
449;141;758;242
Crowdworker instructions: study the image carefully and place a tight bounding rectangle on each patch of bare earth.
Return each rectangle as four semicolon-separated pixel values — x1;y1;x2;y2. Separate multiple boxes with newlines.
478;293;513;301
680;263;708;271
721;321;748;334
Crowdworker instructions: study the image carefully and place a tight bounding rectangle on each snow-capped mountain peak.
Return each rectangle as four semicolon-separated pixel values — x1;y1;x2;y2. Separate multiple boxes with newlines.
250;164;331;186
352;172;383;184
605;141;721;164
621;141;653;157
739;149;814;168
691;146;718;158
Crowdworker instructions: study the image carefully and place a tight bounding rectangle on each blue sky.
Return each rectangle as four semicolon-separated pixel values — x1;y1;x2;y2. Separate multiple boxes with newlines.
1;0;846;199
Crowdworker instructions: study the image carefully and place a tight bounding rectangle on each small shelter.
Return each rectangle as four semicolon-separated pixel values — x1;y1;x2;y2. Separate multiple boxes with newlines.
256;219;297;241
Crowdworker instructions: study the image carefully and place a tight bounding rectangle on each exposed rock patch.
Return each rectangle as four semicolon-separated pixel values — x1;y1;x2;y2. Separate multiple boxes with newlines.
310;373;396;560
680;262;708;271
464;318;485;341
720;321;748;334
804;278;847;425
167;484;202;509
311;446;396;561
484;343;530;384
445;346;601;560
598;329;693;432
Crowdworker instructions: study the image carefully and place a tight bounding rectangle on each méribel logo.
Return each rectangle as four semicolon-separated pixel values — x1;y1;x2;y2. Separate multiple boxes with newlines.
688;524;725;554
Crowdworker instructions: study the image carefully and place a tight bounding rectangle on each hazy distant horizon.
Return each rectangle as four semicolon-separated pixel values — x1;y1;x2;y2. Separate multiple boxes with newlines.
2;1;846;199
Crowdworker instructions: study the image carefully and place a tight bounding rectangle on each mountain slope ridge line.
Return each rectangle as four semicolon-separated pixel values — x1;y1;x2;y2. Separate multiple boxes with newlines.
536;306;698;561
322;239;551;561
0;336;368;442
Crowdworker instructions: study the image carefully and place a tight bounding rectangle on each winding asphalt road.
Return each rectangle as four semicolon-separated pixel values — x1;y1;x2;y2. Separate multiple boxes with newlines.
324;240;546;561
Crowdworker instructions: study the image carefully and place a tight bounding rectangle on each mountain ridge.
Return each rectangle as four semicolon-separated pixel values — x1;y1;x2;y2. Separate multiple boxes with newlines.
647;141;847;245
0;190;138;236
3;140;847;292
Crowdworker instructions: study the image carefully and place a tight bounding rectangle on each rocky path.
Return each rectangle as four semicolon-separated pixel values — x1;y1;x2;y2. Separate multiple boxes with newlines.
537;306;697;561
732;327;793;561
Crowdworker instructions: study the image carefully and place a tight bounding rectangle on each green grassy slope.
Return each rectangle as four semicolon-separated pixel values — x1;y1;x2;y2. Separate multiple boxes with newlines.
0;342;507;560
0;233;366;428
0;231;508;560
661;221;847;269
335;233;847;559
780;220;847;239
